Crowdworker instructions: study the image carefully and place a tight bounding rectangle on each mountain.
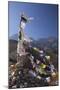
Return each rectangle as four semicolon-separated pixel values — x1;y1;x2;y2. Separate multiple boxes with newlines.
9;39;17;64
9;33;18;41
9;34;58;50
9;33;32;42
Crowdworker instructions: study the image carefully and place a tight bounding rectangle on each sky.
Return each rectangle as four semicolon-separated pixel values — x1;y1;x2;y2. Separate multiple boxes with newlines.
8;1;58;40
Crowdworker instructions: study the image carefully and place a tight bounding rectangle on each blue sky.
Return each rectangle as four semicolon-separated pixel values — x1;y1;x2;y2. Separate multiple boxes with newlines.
8;1;58;40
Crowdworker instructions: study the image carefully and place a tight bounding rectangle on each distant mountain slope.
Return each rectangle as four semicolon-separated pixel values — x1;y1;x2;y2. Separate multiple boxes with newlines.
9;34;18;41
9;39;17;53
9;33;58;50
9;39;17;63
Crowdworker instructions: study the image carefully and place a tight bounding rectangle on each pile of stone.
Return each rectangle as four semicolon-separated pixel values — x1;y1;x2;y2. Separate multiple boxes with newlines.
9;43;58;89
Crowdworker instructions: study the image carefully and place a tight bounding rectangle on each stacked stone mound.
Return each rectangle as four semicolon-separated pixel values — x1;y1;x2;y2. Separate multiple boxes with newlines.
9;40;58;89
